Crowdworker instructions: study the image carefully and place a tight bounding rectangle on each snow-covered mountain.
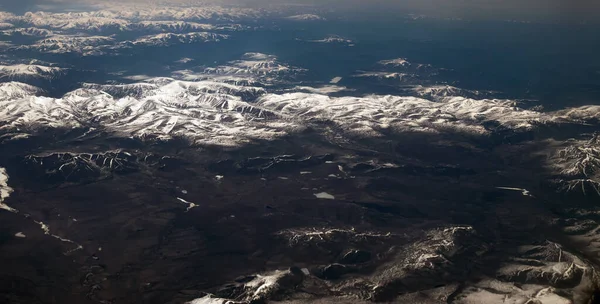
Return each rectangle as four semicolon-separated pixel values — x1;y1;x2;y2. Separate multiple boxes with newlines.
2;27;54;37
379;58;411;67
285;14;326;21
0;81;41;101
0;6;257;56
353;71;417;81
2;5;600;304
410;85;493;100
197;53;306;85
132;21;216;33
15;31;226;55
9;7;264;32
22;34;116;55
308;36;354;44
0;167;14;212
4;74;599;198
0;64;65;80
549;134;600;197
0;79;279;146
0;78;591;146
128;32;228;46
256;92;548;137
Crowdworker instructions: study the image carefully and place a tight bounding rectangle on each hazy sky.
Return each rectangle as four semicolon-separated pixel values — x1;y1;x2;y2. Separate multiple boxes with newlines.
1;0;599;22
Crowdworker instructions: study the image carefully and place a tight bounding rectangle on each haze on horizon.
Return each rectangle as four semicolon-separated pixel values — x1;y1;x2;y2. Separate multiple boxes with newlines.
1;0;599;23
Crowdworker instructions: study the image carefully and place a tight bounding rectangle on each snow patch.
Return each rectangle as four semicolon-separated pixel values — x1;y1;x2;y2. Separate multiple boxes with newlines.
379;58;410;67
309;37;352;44
292;85;349;94
176;57;194;64
285;14;325;21
0;167;16;213
314;192;335;200
330;76;342;84
176;197;197;212
185;295;230;304
496;187;533;197
0;64;64;80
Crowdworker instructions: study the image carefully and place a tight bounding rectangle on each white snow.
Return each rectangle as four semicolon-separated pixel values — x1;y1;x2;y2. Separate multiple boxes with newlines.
309;37;353;44
353;71;411;80
0;64;64;80
330;77;342;84
0;167;16;213
2;78;597;149
245;270;287;299
285;14;325;21
176;57;195;64
15;232;26;238
185;295;230;304
28;34;116;55
496;187;533;197
123;75;152;81
256;92;549;137
36;221;50;235
202;53;306;83
176;197;197;212
131;32;227;47
378;58;411;67
314;192;335;200
10;6;261;33
292;85;349;94
0;82;41;101
34;220;83;253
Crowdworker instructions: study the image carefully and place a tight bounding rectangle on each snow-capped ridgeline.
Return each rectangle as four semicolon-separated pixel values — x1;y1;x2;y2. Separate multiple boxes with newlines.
0;79;281;146
129;32;228;46
1;78;598;147
200;53;306;83
22;34;117;55
13;31;227;55
2;27;54;37
0;64;65;80
139;52;301;86
1;7;263;31
0;81;42;101
1;21;242;37
255;92;548;136
0;6;260;55
285;14;326;21
0;5;327;55
305;36;354;45
549;134;600;197
0;22;13;30
379;58;411;67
